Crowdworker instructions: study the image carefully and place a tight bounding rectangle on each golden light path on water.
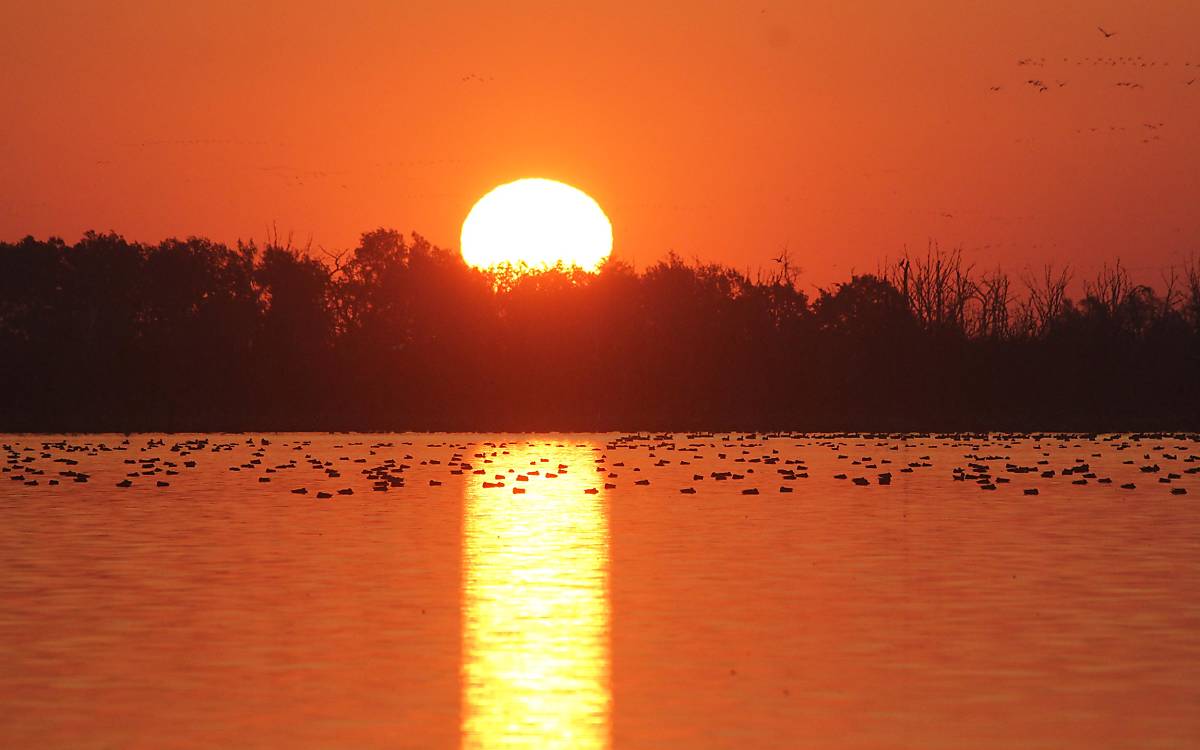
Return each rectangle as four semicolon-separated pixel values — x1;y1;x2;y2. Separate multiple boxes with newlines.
461;441;611;750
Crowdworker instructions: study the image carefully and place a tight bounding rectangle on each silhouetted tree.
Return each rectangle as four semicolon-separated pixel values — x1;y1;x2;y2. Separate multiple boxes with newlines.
0;229;1196;431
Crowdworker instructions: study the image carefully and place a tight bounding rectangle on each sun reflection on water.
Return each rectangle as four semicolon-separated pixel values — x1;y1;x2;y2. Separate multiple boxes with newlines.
462;441;611;750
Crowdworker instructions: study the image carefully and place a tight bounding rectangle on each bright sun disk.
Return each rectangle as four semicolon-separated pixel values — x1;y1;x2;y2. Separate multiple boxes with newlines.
461;178;613;272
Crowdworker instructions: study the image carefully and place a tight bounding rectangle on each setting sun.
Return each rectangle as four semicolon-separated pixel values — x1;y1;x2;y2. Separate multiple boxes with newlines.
461;178;612;272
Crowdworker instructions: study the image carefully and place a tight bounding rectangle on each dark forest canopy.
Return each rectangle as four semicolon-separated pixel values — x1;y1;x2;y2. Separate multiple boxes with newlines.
1;229;1198;432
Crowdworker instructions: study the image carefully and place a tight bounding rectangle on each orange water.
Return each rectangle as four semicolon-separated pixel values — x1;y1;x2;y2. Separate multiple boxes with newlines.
1;433;1197;748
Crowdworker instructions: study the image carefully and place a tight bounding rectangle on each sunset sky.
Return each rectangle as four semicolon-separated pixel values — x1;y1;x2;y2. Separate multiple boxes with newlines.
2;0;1198;287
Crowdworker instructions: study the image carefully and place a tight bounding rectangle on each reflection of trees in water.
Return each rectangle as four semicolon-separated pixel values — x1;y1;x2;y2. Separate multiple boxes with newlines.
1;230;1197;430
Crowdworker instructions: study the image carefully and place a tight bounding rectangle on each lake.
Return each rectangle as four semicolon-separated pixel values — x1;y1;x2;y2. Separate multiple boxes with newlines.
1;432;1198;749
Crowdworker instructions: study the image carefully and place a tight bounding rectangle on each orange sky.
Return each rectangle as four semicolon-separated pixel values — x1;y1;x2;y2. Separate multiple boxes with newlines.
2;0;1198;288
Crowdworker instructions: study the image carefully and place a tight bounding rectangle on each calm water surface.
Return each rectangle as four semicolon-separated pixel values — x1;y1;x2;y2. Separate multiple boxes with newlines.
1;432;1198;749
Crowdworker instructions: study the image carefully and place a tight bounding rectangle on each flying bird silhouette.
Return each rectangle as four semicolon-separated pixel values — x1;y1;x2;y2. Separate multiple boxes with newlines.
772;241;790;266
1098;26;1117;39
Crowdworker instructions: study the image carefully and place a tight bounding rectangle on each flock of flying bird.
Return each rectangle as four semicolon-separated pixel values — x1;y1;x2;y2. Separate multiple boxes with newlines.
985;25;1197;148
995;26;1199;94
3;433;1196;499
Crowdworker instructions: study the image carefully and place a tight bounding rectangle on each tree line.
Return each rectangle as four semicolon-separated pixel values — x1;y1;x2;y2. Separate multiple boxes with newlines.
1;229;1197;432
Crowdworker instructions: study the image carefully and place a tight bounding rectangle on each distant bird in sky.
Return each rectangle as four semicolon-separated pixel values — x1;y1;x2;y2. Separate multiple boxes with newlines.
772;241;790;266
1098;26;1117;39
989;85;1003;91
1056;80;1068;87
1187;79;1196;85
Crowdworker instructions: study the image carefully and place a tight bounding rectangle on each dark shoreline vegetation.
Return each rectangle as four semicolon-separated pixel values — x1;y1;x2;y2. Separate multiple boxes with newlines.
2;229;1198;432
